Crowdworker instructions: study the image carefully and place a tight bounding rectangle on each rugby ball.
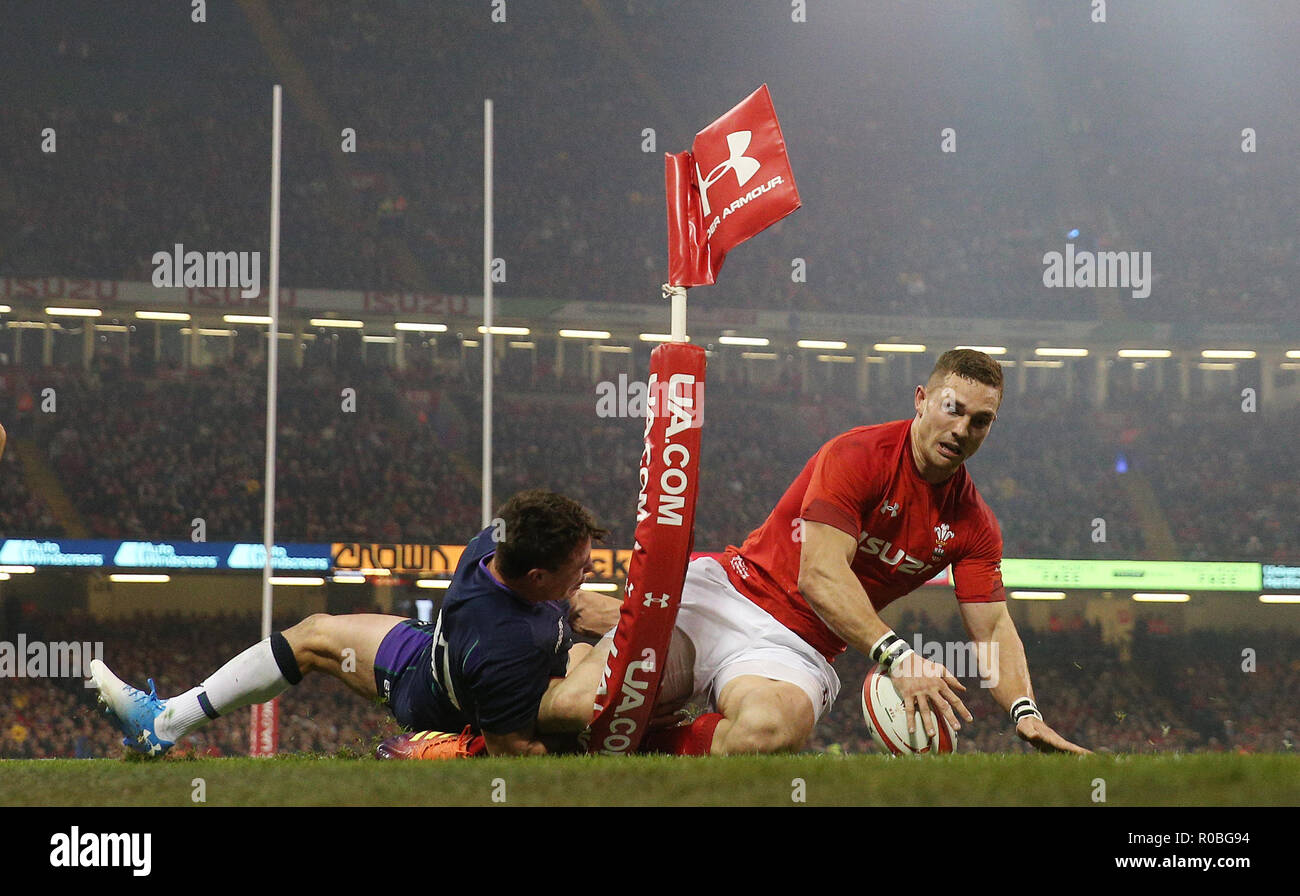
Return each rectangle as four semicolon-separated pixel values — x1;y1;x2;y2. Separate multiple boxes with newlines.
861;666;957;756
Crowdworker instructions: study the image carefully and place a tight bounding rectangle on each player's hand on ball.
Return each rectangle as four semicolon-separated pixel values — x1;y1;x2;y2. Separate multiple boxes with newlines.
888;652;972;739
1015;716;1091;754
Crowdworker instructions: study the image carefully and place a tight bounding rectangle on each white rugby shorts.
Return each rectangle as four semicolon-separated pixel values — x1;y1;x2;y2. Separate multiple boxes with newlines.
671;556;841;721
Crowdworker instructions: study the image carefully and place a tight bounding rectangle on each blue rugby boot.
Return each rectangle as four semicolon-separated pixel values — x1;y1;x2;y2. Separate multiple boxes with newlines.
89;659;174;757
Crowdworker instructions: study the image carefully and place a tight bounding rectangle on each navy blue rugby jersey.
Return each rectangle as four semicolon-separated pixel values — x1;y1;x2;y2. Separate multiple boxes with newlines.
430;527;574;734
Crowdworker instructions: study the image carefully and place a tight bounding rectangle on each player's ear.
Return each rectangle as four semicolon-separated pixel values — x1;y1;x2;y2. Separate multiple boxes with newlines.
914;384;927;416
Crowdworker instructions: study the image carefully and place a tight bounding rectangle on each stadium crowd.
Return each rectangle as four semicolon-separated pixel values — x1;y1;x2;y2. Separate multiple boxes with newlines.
3;2;1298;323
1129;410;1298;563
2;359;1293;565
13;362;480;544
0;449;63;539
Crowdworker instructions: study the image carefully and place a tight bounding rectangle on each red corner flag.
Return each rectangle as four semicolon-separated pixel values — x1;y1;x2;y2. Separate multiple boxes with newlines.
666;84;801;287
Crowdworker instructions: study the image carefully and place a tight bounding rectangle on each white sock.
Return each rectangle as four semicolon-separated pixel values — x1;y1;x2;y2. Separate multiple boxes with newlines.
155;638;295;742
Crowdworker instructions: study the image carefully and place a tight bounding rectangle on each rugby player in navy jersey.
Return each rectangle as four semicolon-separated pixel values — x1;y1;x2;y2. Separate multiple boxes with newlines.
90;490;621;758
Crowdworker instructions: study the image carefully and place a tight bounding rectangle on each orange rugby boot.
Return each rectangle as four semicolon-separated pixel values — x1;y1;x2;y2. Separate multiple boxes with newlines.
375;726;486;760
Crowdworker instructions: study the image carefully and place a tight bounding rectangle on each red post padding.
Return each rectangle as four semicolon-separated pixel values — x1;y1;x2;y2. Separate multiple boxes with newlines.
249;699;279;756
586;342;706;754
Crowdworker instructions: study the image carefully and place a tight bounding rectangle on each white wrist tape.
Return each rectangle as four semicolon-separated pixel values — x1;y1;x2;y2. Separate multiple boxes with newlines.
870;631;913;673
1010;696;1043;724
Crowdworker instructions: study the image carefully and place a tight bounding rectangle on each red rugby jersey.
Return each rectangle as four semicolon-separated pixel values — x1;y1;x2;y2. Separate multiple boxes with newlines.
722;418;1006;661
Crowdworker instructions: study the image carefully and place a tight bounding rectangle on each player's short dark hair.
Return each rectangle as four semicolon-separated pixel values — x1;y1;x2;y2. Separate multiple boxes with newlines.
493;489;608;580
927;348;1004;394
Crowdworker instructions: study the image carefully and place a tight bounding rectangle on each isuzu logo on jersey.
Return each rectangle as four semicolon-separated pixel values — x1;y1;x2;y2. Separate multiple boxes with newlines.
857;532;936;577
666;84;801;287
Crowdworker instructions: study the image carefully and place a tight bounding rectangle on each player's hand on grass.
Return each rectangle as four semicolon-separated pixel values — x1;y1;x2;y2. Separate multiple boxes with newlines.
888;652;972;738
1016;716;1091;754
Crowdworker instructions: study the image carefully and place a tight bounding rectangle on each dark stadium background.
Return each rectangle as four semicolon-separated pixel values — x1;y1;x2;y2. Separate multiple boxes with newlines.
0;0;1296;760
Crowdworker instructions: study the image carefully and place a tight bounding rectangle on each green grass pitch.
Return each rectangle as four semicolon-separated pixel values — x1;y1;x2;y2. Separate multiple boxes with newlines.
0;754;1294;806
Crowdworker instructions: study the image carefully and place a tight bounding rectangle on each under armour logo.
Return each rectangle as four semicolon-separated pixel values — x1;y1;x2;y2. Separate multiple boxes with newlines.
642;593;670;609
697;130;761;218
880;500;900;517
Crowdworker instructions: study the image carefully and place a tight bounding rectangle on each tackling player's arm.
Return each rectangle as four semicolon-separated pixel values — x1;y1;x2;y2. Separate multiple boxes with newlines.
470;623;574;754
481;725;548;757
959;600;1090;754
567;589;621;639
798;520;971;737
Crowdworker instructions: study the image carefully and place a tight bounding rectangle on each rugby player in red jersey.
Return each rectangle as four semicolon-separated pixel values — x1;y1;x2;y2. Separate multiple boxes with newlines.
544;349;1088;755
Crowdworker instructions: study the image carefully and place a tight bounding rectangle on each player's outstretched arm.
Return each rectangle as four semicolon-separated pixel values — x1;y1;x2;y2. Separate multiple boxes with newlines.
958;601;1090;754
0;421;7;461
799;520;971;739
